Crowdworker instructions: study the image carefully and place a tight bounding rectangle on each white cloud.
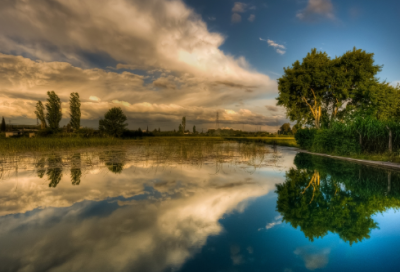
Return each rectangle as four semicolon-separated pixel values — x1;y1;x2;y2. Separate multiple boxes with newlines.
276;49;286;55
232;2;247;13
266;40;285;49
0;0;283;129
0;161;278;271
231;13;242;23
89;96;101;102
265;215;283;229
248;14;256;22
294;247;331;270
259;38;286;55
296;0;335;21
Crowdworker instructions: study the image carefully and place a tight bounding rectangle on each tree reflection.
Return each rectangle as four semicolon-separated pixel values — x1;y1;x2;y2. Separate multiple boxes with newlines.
100;151;126;174
276;153;400;245
47;155;63;188
35;157;46;178
71;153;82;185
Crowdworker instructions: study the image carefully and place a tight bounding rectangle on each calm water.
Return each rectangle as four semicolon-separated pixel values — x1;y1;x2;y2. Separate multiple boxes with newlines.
1;141;399;272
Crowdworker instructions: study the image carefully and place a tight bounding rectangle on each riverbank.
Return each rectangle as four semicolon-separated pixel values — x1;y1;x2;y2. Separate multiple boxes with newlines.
223;137;298;147
0;136;226;153
229;136;400;168
299;150;400;170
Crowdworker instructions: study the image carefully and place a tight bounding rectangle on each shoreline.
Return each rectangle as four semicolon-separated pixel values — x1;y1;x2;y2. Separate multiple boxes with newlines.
296;149;400;171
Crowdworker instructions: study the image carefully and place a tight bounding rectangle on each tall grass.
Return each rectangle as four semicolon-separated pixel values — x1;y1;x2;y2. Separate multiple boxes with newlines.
0;137;126;153
224;137;298;147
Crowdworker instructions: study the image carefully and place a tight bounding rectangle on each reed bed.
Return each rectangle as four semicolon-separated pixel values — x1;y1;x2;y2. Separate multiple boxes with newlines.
224;137;298;147
0;138;281;181
0;137;127;153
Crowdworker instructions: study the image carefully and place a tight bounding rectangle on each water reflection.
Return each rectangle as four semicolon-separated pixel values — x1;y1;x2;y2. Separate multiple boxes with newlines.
0;141;287;272
1;143;400;271
276;153;400;245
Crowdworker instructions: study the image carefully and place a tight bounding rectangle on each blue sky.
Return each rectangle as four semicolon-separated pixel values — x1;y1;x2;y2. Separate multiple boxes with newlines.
0;0;399;131
185;0;400;83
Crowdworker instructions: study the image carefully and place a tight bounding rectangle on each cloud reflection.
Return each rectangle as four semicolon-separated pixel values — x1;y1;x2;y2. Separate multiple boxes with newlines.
0;145;298;271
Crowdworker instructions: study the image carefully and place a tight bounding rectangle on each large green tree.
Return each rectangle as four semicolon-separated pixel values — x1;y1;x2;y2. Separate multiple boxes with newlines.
99;107;128;137
45;91;62;131
35;101;47;129
69;92;81;131
277;48;382;128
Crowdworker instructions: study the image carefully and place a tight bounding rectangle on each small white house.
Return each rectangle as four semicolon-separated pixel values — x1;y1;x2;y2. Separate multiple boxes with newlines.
5;131;20;138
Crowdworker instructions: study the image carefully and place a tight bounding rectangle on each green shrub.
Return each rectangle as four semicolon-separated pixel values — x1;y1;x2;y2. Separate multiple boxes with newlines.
312;129;360;155
295;128;317;150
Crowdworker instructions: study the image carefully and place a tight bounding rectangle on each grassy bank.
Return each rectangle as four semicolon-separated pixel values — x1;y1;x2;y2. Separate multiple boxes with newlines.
0;136;228;153
224;137;298;147
0;136;298;153
0;137;127;153
320;152;400;164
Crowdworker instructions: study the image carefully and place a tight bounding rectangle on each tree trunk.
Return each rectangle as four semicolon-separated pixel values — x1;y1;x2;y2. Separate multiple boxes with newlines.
356;130;362;150
386;126;392;153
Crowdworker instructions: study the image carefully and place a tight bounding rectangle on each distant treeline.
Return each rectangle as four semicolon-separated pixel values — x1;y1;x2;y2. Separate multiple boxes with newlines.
1;91;276;138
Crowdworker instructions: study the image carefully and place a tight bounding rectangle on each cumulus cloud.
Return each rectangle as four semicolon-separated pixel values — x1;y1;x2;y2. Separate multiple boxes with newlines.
265;215;282;229
296;0;335;22
259;38;286;55
232;2;247;13
248;14;256;22
294;247;331;270
232;13;242;23
0;53;284;130
0;0;282;130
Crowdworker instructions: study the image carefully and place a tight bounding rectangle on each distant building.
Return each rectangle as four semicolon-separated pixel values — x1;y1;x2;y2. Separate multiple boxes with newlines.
5;131;20;138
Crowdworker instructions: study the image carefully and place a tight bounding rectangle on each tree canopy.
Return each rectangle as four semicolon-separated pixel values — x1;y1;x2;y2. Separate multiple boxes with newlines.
277;48;382;128
45;91;62;131
99;107;128;137
69;92;81;131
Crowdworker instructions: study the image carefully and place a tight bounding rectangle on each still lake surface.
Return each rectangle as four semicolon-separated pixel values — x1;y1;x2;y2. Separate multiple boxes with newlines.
1;140;399;272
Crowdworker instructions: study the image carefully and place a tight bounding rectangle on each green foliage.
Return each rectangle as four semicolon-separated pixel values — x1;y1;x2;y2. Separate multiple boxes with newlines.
277;48;382;128
276;153;400;245
69;92;81;131
294;128;317;149
278;123;292;135
312;128;360;155
45;91;62;131
193;125;196;133
99;107;128;137
35;101;47;129
0;117;5;132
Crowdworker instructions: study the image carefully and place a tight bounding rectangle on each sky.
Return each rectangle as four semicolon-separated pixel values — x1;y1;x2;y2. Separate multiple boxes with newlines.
0;0;399;132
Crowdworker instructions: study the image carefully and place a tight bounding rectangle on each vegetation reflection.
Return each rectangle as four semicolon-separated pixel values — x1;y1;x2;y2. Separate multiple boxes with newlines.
276;153;400;245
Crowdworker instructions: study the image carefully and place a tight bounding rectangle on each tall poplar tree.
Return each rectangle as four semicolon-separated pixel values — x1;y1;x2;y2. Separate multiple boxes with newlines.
69;92;81;131
0;117;6;132
45;91;62;131
182;117;186;132
35;101;47;129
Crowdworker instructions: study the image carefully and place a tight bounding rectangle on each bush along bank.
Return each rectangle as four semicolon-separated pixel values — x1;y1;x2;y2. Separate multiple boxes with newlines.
295;117;400;158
